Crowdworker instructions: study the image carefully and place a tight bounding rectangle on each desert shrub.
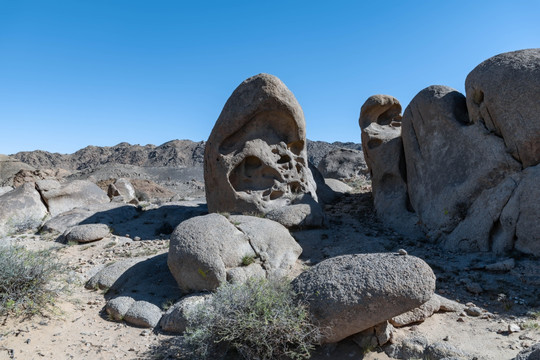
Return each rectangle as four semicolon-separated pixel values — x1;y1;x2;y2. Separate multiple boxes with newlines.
0;245;62;317
183;277;320;360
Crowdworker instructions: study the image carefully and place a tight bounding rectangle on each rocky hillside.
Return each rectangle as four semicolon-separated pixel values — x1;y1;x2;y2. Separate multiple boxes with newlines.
11;139;363;170
11;140;206;171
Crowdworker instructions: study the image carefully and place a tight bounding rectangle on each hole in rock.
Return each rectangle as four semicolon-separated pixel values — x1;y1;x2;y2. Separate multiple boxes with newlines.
270;191;284;200
290;182;302;193
277;155;291;164
287;140;304;155
229;157;280;192
377;104;402;126
472;89;484;105
295;164;303;174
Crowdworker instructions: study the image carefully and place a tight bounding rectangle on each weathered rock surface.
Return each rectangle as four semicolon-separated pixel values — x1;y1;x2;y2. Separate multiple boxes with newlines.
317;148;367;180
106;296;135;321
291;253;435;343
122;300;162;328
229;215;302;278
168;213;303;293
401;85;520;240
265;201;325;229
204;73;320;222
160;293;209;333
0;154;35;186
41;203;139;235
86;259;144;290
36;179;110;217
359;95;419;234
0;183;48;237
390;293;441;327
465;48;540;168
0;186;12;196
514;343;540;360
65;223;111;243
108;178;137;203
168;214;255;293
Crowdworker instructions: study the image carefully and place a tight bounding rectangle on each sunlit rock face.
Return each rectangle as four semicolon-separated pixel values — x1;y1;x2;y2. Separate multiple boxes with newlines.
204;73;318;215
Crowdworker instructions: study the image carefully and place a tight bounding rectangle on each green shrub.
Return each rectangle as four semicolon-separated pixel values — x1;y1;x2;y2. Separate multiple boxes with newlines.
0;245;62;317
183;277;320;360
241;255;255;266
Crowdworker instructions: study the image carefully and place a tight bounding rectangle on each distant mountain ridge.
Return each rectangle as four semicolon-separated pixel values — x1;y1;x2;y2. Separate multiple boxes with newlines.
11;139;362;171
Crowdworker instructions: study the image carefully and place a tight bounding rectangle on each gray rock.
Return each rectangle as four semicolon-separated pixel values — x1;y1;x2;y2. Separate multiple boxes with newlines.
160;293;210;333
514;343;540;360
230;215;301;276
292;253;436;343
485;258;515;271
437;295;465;312
317;148;367;180
265;200;325;229
359;95;419;235
309;162;339;205
106;296;135;321
204;73;318;216
36;179;110;217
0;183;48;237
85;259;143;290
424;342;470;360
465;48;540;168
65;223;111;243
352;321;394;349
41;202;138;235
324;178;352;195
0;186;13;196
167;214;255;293
385;335;428;359
510;165;540;256
401;85;520;241
465;306;483;317
123;300;162;328
108;178;137;203
390;293;441;327
0;154;34;187
226;263;266;284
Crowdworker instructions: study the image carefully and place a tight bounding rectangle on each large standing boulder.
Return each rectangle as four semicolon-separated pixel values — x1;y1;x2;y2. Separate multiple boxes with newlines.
401;85;520;239
291;253;435;343
167;213;302;293
317;148;368;180
0;183;48;237
203;74;320;226
359;95;418;234
36;179;110;216
465;48;540;168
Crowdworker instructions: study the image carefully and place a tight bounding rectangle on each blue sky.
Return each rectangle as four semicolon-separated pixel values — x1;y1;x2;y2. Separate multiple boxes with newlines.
0;1;538;154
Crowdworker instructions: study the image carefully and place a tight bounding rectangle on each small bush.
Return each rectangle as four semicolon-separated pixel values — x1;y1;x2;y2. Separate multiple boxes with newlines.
0;245;62;317
241;255;255;266
183;277;320;360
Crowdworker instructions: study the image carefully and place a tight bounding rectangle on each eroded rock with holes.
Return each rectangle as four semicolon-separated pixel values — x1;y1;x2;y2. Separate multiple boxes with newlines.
359;95;418;234
465;48;540;168
204;74;319;226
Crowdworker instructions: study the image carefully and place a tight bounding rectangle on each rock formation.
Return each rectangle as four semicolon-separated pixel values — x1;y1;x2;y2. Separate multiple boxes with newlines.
317;148;368;180
204;74;321;226
291;252;435;343
360;49;540;256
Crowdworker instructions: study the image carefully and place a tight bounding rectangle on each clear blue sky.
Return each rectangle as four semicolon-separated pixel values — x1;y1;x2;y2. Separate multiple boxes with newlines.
1;1;538;154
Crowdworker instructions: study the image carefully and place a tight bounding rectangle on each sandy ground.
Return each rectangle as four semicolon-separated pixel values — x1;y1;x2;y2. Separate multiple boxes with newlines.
1;187;539;360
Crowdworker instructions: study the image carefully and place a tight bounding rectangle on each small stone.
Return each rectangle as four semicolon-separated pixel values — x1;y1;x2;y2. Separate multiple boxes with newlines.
457;317;465;323
508;324;521;333
443;336;449;341
465;306;483;317
134;236;141;241
466;282;483;294
398;249;408;255
140;329;151;336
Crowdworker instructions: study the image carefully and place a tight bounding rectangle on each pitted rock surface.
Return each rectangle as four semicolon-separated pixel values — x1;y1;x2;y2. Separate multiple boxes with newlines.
291;252;435;343
204;73;318;216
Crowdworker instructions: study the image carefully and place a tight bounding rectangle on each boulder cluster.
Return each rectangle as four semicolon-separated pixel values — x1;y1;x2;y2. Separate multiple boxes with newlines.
360;49;540;256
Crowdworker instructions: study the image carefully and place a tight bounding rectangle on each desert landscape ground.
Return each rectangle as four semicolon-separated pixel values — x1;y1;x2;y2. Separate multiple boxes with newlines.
1;49;539;360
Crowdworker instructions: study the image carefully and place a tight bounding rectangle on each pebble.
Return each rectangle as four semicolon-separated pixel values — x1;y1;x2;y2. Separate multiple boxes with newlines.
465;307;483;317
508;324;521;333
398;249;408;255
